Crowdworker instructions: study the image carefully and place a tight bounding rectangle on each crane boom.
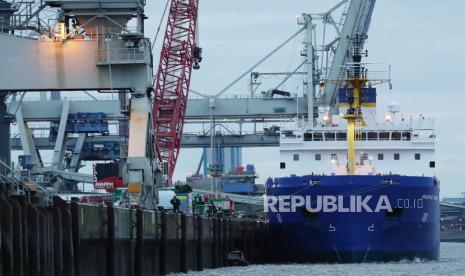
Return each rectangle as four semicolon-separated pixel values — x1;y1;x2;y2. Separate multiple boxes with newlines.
320;0;376;107
153;0;201;185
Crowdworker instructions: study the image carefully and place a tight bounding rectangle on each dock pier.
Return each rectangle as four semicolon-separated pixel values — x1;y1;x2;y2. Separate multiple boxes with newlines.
0;196;268;275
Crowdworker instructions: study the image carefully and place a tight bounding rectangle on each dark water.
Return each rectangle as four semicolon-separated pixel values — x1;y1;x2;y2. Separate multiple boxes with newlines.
173;243;465;276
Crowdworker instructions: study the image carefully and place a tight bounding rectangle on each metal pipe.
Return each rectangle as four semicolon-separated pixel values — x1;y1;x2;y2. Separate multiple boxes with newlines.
215;27;306;98
274;61;306;90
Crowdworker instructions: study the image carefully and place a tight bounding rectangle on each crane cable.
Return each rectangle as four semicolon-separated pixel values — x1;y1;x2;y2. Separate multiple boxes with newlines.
151;0;171;53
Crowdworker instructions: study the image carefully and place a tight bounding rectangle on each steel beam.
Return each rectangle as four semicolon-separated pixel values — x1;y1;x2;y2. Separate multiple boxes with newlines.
188;96;306;120
51;101;70;171
8;100;124;121
69;133;86;172
10;134;280;152
15;106;42;169
8;96;307;121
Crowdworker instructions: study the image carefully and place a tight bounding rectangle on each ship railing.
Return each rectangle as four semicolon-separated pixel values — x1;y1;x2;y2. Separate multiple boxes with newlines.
0;159;23;195
188;94;259;100
9;127;122;140
280;129;436;143
36;26;139;41
280;136;435;143
324;68;391;86
65;26;139;41
96;47;149;65
11;96;117;102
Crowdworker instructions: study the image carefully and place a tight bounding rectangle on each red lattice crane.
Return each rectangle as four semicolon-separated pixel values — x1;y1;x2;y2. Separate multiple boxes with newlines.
153;0;202;185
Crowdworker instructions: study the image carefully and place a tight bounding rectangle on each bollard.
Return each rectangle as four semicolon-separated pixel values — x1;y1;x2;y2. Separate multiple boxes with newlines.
70;202;80;276
222;219;228;266
59;203;74;276
128;208;136;276
180;214;187;273
37;208;47;276
0;198;13;276
8;199;23;276
228;220;233;255
45;208;54;275
256;222;265;264
135;208;144;276
218;219;224;267
106;203;115;276
242;222;250;261
14;197;29;276
26;204;40;276
195;215;203;271
249;222;255;264
212;218;219;268
51;207;63;276
159;211;167;275
38;207;54;276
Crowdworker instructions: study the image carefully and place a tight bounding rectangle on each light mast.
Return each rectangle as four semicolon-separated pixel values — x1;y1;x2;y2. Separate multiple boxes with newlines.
342;34;368;175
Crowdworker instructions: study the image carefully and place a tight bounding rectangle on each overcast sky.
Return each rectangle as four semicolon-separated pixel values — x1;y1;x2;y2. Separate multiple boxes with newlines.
143;0;465;198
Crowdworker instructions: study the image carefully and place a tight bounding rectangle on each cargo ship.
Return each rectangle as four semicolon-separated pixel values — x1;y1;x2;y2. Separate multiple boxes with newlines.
265;34;440;263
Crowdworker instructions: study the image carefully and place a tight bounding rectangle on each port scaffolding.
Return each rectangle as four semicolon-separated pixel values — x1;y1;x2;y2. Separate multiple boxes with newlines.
96;46;150;65
0;0;161;206
0;196;268;275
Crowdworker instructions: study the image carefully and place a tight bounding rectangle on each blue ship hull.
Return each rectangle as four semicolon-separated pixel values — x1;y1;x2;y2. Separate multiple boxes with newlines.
266;175;440;263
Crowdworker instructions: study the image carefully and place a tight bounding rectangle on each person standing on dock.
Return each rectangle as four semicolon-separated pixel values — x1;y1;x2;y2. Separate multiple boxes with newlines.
170;195;181;213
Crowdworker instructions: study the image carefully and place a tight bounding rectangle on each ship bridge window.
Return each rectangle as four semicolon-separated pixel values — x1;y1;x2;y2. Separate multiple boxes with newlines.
415;153;421;160
280;162;286;169
379;132;390;141
378;153;384;160
356;132;367;141
368;132;378;141
402;132;411;141
313;132;323;141
336;132;347;141
330;153;338;161
394;153;400;160
293;154;300;161
392;132;402;141
430;161;435;168
304;133;313;141
325;132;336;141
315;154;322;161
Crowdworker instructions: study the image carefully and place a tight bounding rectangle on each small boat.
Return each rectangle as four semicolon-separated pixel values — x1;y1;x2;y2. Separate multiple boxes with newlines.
227;250;250;266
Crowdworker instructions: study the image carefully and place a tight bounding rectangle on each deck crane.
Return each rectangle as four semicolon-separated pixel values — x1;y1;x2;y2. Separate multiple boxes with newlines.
153;0;202;185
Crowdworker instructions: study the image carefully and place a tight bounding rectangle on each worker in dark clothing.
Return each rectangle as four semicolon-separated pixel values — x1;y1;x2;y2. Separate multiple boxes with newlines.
170;195;181;213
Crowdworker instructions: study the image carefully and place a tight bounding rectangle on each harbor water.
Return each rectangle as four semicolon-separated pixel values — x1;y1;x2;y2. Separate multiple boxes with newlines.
172;243;465;276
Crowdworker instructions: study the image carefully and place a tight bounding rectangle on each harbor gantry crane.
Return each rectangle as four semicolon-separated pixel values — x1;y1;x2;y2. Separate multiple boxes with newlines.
153;0;201;185
0;0;162;207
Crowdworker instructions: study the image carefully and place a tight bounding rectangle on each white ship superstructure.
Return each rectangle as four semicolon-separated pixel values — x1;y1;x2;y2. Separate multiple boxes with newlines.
279;104;436;177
